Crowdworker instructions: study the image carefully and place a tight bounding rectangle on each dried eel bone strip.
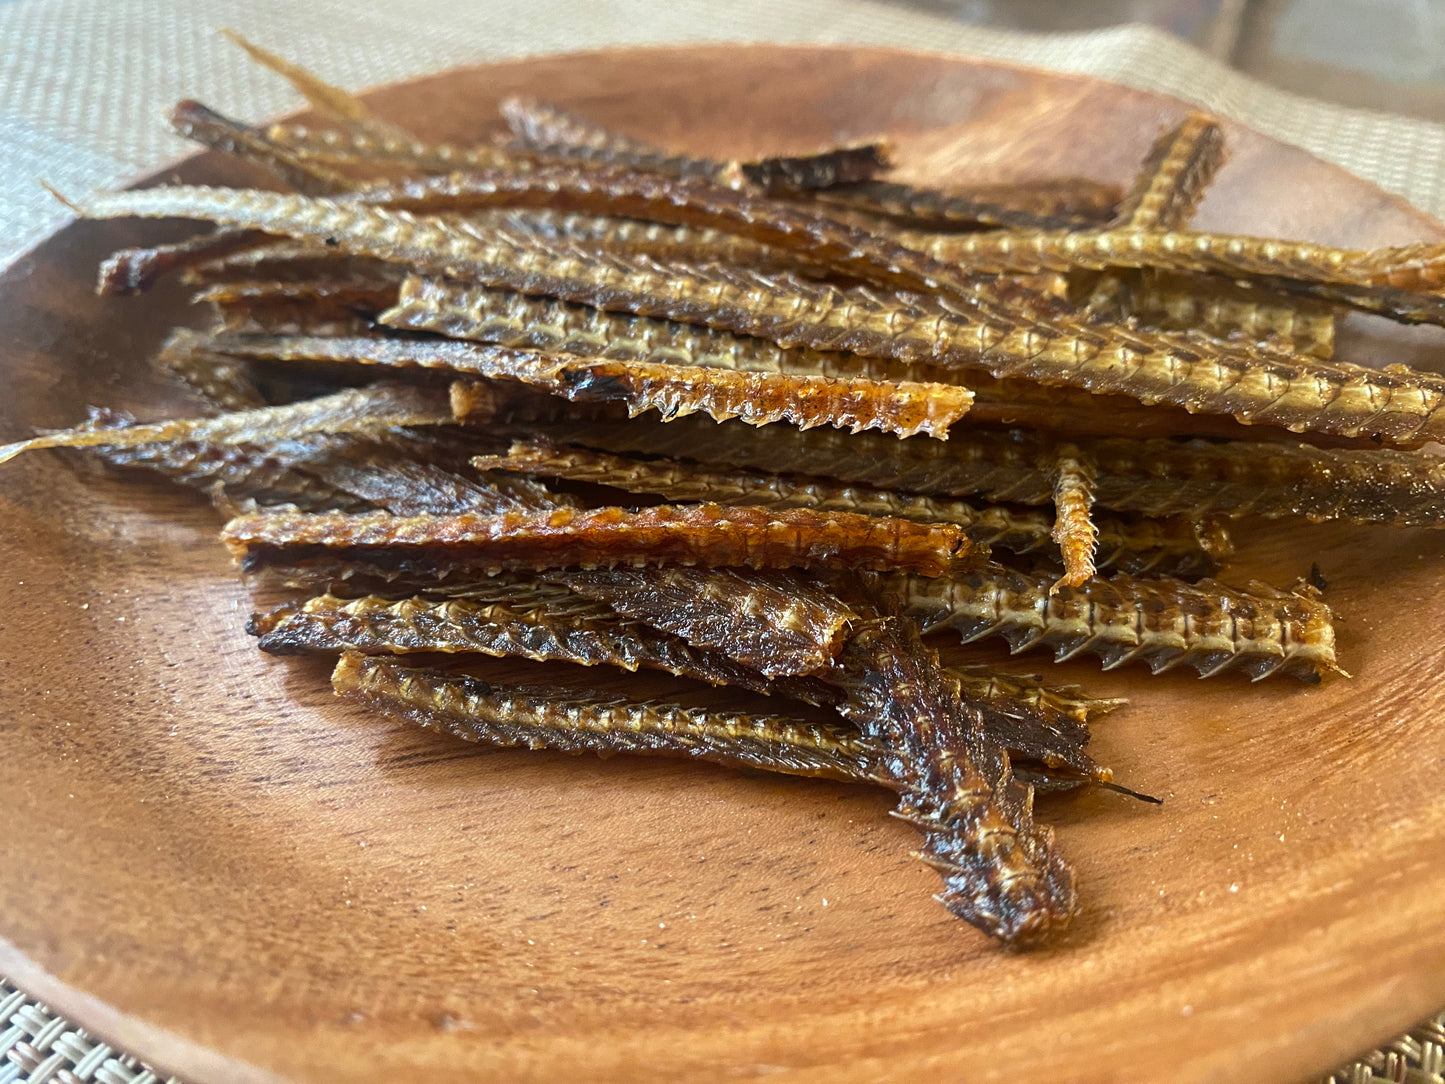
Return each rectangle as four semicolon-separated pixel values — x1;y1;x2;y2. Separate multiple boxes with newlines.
1114;112;1225;230
900;565;1341;681
498;94;1102;227
221;504;978;577
737;143;893;194
266;124;526;174
283;432;545;516
0;383;454;466
353;166;980;295
475;441;1228;577
500;96;892;194
68;186;1445;442
194;276;405;306
1100;114;1336;360
553;415;1445;528
78;419;367;513
258;592;827;702
332;653;1120;890
333;652;877;783
169;100;359;196
384;277;1295;443
952;666;1125;725
811;179;1113;231
261;592;1109;786
184;238;402;285
819;584;1074;944
500;96;664;159
499;100;732;183
1049;446;1099;591
914;226;1445;297
153;328;267;411
556;567;858;678
1125;273;1336;360
100;229;263;296
558;565;1075;941
553;566;1112;790
380;278;945;385
221;29;412;142
206;331;970;438
1085;113;1215;326
532;359;971;438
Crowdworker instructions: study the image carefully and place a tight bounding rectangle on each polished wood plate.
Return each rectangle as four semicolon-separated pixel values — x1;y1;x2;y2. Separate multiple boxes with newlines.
2;44;1444;1084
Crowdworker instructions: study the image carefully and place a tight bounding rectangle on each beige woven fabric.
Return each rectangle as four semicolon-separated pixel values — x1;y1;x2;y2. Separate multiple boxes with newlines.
3;0;1445;275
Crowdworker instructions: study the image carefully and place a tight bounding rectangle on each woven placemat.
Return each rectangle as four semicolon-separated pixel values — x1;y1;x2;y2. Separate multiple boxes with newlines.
0;979;176;1084
0;974;1440;1084
1;0;1443;1080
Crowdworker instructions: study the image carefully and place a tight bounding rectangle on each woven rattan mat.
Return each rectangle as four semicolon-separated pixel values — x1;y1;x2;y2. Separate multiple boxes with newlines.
1;0;1443;1080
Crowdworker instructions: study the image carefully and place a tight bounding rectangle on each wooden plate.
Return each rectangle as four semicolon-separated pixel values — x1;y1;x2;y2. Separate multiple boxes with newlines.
3;44;1444;1084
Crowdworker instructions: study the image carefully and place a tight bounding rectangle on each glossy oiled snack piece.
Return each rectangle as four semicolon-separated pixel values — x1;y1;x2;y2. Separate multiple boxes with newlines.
900;565;1341;681
737;143;893;194
263;590;1112;786
87;434;364;513
185;239;401;286
351;165;989;295
553;565;1075;942
205;329;969;438
500;97;665;159
477;441;1229;577
916;226;1445;319
71;186;1445;442
284;431;547;516
557;567;857;678
1049;445;1099;590
380;277;946;385
221;503;977;577
819;585;1074;944
552;565;1112;785
99;228;263;296
169;100;358;196
554;415;1445;528
1125;273;1337;359
0;382;455;466
951;666;1126;725
332;652;876;783
221;29;412;142
500;95;892;195
537;358;972;438
152;328;267;411
257;592;832;700
1114;112;1225;230
811;178;1115;231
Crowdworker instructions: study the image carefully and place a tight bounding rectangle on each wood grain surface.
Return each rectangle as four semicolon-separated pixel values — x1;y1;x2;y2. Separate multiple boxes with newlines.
2;44;1444;1084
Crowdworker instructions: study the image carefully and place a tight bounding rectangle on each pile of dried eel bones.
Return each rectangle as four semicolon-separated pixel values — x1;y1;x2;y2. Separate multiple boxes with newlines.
12;33;1445;946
